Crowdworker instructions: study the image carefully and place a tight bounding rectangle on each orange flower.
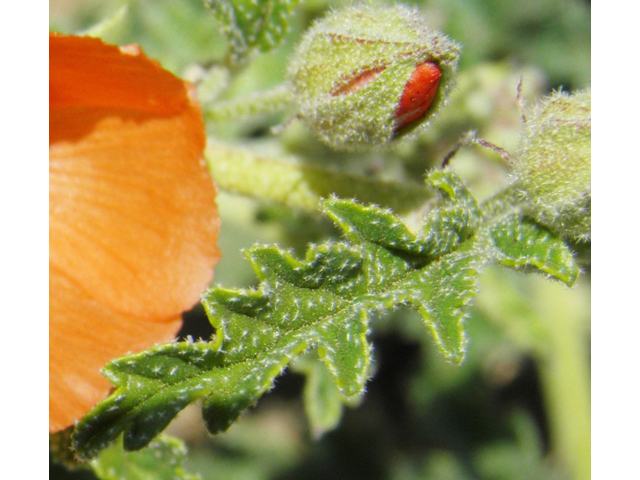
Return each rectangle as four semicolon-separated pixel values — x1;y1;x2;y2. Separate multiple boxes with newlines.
49;33;220;433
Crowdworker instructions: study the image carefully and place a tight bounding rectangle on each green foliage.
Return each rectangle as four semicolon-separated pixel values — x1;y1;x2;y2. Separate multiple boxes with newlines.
72;170;579;460
205;0;301;66
472;411;564;480
51;431;200;480
291;352;349;437
488;215;579;284
91;435;200;480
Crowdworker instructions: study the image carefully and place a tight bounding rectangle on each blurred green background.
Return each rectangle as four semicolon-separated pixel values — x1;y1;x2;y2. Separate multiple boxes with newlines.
50;1;590;479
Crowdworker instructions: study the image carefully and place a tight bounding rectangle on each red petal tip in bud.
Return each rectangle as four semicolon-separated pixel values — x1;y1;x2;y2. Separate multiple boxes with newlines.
331;67;386;96
393;62;441;133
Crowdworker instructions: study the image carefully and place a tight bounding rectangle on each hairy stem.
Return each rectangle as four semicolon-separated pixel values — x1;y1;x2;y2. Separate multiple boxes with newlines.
205;84;292;123
206;141;432;214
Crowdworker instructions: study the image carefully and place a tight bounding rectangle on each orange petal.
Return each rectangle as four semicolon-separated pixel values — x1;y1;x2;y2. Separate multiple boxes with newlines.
49;34;220;432
49;268;183;433
49;33;185;113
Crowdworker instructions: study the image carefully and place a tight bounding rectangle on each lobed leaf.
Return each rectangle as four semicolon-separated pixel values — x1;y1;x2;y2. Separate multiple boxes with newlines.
488;215;579;286
72;170;580;460
205;0;301;64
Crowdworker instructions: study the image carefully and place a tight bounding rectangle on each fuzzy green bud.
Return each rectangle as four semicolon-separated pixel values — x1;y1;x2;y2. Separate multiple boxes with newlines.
513;88;591;241
287;5;461;151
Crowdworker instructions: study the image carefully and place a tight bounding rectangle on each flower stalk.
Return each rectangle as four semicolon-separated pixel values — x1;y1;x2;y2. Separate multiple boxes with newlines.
204;84;292;123
205;140;432;214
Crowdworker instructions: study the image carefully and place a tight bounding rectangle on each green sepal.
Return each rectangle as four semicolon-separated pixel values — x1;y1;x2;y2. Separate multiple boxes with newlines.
488;215;579;286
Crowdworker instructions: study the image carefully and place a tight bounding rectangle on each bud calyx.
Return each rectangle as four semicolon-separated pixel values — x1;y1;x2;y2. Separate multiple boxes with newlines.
287;5;460;151
513;88;591;241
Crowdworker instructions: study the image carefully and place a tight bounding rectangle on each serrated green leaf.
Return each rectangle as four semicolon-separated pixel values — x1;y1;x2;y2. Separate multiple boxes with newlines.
73;334;310;458
325;170;481;257
91;435;200;480
488;215;579;285
400;250;481;361
70;171;492;459
205;0;300;64
74;341;223;458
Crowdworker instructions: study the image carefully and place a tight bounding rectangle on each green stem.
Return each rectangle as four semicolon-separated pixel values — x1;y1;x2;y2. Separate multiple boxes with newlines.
205;84;292;123
480;182;526;220
206;141;432;214
535;281;591;480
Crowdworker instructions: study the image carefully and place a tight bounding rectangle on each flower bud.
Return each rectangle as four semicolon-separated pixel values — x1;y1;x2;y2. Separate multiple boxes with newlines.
513;88;591;241
287;5;461;151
